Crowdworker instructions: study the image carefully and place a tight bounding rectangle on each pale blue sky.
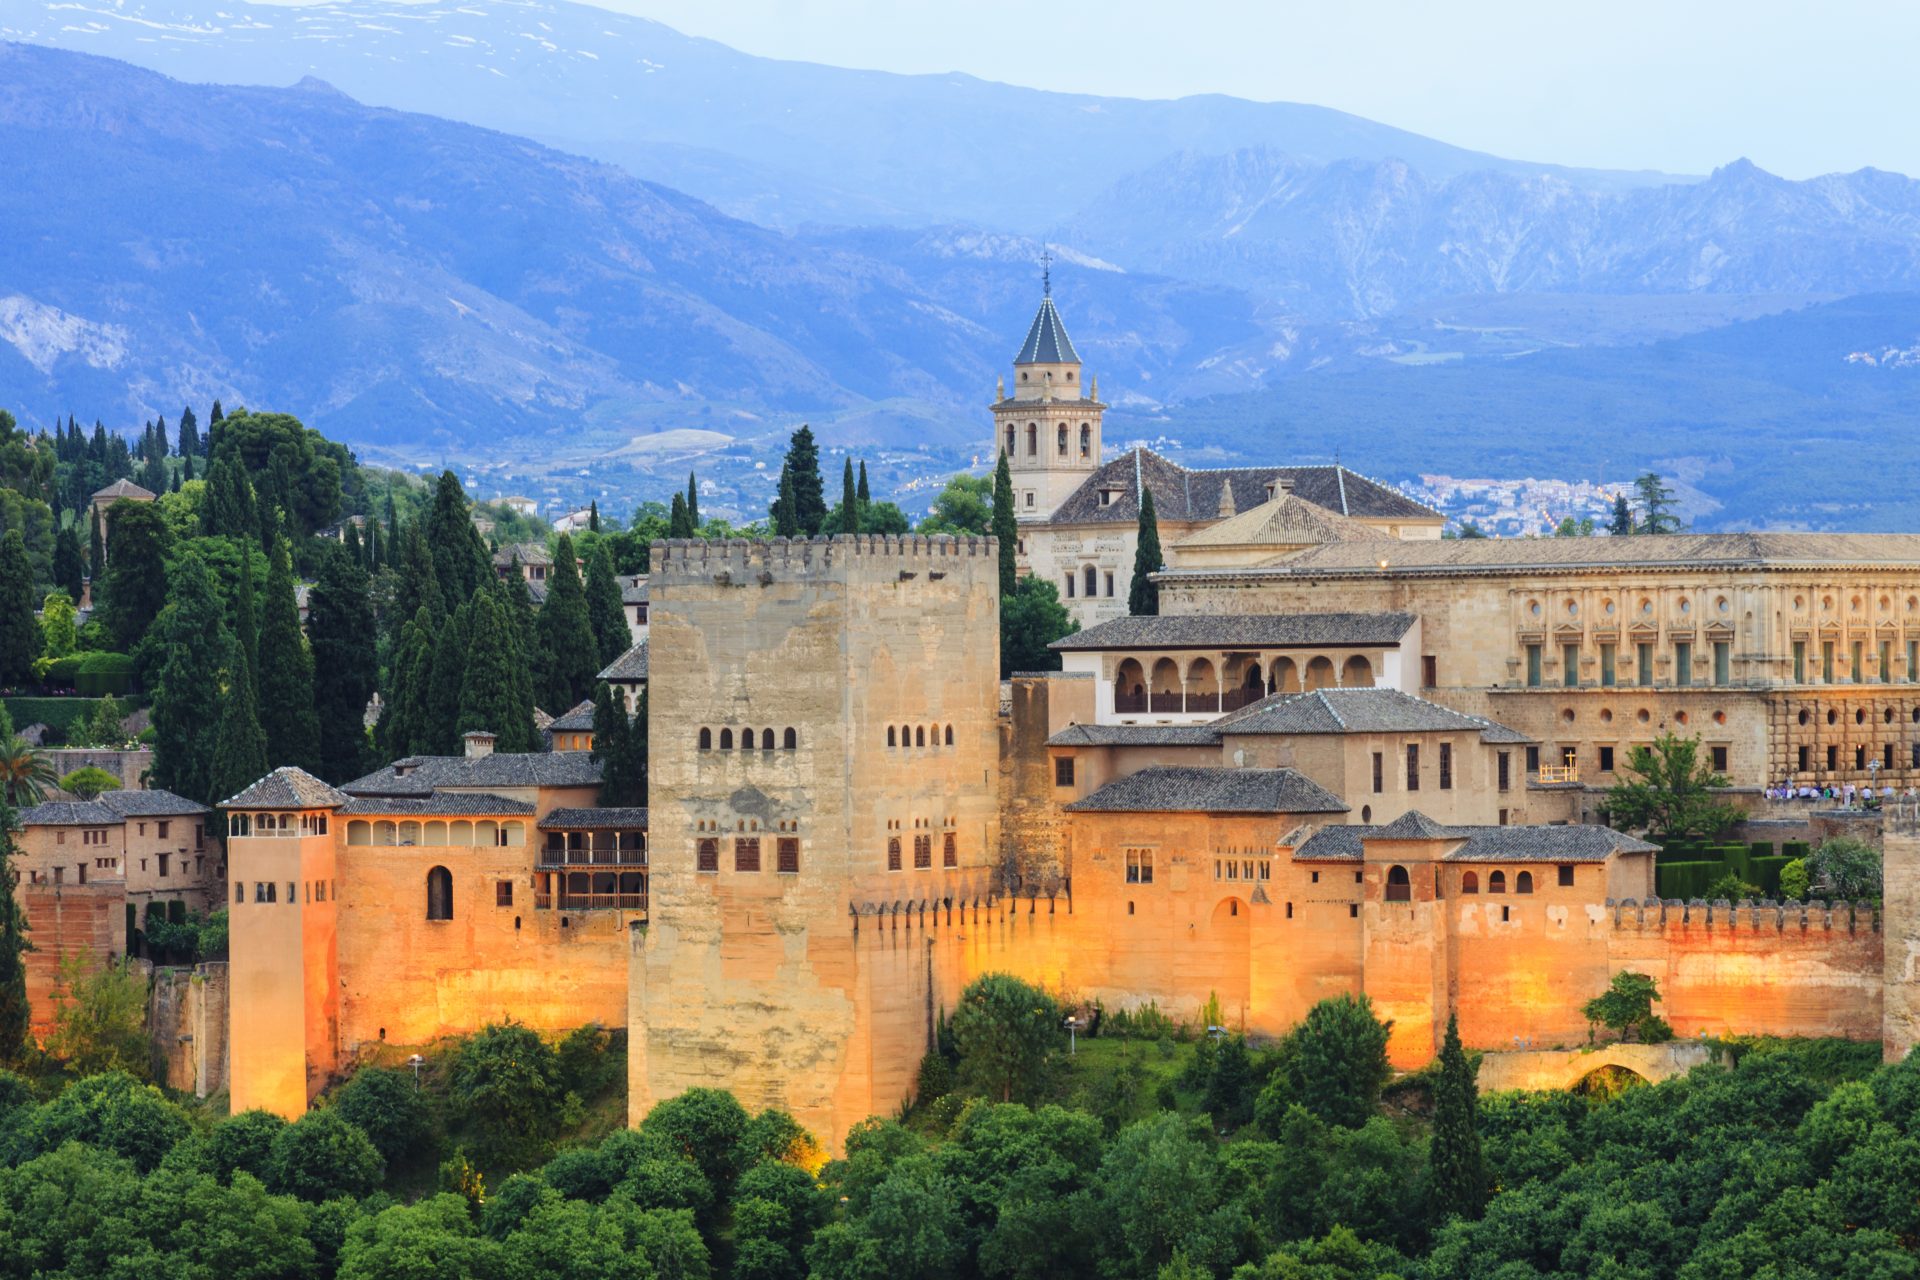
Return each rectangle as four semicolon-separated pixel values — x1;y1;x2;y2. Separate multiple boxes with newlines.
595;0;1918;179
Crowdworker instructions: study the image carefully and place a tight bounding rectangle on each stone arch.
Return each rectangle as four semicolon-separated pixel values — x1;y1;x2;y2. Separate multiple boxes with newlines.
1304;655;1336;690
1462;871;1479;894
916;725;927;747
1026;423;1037;456
1116;658;1146;698
944;725;954;746
426;866;453;921
1516;870;1534;894
719;728;733;749
1151;657;1181;696
1079;423;1092;457
1489;870;1507;894
1386;864;1411;902
699;727;712;750
785;728;799;750
1004;424;1015;456
1057;423;1069;456
1187;657;1219;701
1273;656;1300;693
1342;654;1375;688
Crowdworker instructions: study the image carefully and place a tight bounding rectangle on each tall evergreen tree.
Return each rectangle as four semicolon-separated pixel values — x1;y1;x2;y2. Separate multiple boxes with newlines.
458;592;531;748
425;471;491;609
87;508;103;583
857;460;871;506
177;405;200;459
0;533;38;686
0;803;28;1065
584;542;630;670
394;520;446;628
384;491;399;560
588;500;600;534
1607;494;1633;536
668;492;693;540
381;608;437;760
838;459;860;535
308;547;379;783
96;501;171;652
258;540;319;773
770;465;798;537
1430;1013;1489;1223
1128;488;1164;617
207;645;268;811
780;426;828;535
537;534;598;712
686;472;700;529
149;551;232;805
424;599;472;755
51;525;83;605
343;522;364;566
232;547;259;698
1633;472;1682;534
364;515;381;572
487;579;540;755
991;451;1018;598
589;683;639;806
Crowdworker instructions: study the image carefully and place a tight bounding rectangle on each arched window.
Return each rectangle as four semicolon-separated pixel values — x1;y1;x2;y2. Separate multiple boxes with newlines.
1084;564;1098;597
762;728;776;750
426;866;453;921
699;728;712;751
1026;423;1037;456
1057;423;1068;455
784;728;797;750
1461;871;1479;894
1079;423;1091;457
901;724;911;747
1489;871;1507;894
887;838;902;872
916;726;926;747
1386;865;1411;902
1516;871;1534;894
944;725;954;746
1004;425;1015;455
740;728;756;750
888;726;897;747
719;728;733;749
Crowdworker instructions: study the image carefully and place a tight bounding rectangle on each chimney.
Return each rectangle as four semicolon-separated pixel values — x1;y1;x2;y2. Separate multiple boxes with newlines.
463;730;496;759
1265;475;1296;502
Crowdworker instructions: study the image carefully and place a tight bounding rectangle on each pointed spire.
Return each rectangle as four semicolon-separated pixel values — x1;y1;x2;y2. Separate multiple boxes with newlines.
1041;245;1052;296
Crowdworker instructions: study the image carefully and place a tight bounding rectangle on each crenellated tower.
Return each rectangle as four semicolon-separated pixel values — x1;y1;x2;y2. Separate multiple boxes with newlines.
992;267;1104;521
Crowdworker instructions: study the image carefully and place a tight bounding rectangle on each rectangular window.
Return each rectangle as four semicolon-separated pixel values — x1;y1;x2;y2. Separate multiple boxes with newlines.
887;838;902;871
1105;572;1114;597
1910;640;1918;683
1711;745;1728;772
1638;643;1654;686
1827;745;1838;771
1675;641;1693;687
1497;752;1510;792
156;821;169;839
1600;644;1616;687
1852;640;1864;683
1886;743;1896;769
1498;808;1509;826
943;833;957;868
1912;744;1919;768
1405;743;1420;791
55;831;63;846
158;854;169;877
1054;757;1075;787
1125;848;1154;885
1349;904;1359;919
913;834;932;869
1714;641;1730;685
696;839;719;873
1439;743;1453;790
1562;643;1579;688
777;838;800;874
1526;644;1542;687
1882;644;1893;683
1286;902;1293;919
1064;573;1074;598
1371;752;1383;793
1423;655;1438;687
1526;745;1540;773
1794;640;1807;683
1800;745;1811;772
1823;640;1835;683
495;881;513;907
734;838;761;872
1598;746;1615;773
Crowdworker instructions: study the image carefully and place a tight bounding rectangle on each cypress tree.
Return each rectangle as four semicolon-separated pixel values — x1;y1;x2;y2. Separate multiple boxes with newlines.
381;608;437;760
258;540;319;773
51;525;83;604
343;522;364;566
584;542;630;670
177;405;199;459
1128;488;1164;617
838;459;860;535
384;491;399;559
207;645;269;810
97;501;171;652
857;460;870;506
233;547;259;698
494;571;541;750
588;500;600;534
0;804;28;1064
686;472;699;529
1430;1013;1489;1223
0;533;38;686
394;521;445;629
149;551;232;805
424;598;472;755
458;591;526;746
589;683;633;806
1609;493;1635;537
364;516;381;571
991;451;1018;597
182;454;194;483
426;471;490;609
87;508;103;583
770;465;797;537
627;685;649;802
668;492;692;540
537;534;599;712
781;425;827;535
308;546;379;783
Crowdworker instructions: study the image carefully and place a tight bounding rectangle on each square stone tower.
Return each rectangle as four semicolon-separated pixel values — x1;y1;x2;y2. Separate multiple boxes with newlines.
992;281;1105;521
631;535;1002;1144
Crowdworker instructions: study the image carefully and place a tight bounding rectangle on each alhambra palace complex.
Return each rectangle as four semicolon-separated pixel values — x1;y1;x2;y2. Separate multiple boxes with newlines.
22;290;1920;1147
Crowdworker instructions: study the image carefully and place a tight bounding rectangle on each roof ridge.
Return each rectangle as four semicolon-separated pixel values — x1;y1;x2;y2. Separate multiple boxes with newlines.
1318;689;1348;729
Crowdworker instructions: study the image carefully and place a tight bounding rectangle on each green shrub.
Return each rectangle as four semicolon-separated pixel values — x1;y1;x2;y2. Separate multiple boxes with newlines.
1750;841;1776;858
1655;860;1721;900
1783;841;1811;859
75;652;135;696
1751;855;1794;896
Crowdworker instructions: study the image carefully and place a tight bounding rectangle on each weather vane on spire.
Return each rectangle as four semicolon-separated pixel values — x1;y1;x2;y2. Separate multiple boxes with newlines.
1041;245;1052;296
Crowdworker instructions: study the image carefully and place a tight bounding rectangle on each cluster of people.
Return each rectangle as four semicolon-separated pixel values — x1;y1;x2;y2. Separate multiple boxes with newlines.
1765;780;1919;808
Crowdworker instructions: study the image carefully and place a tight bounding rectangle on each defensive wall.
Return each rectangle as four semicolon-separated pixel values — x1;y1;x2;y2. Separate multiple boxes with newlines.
147;961;228;1097
21;882;121;1038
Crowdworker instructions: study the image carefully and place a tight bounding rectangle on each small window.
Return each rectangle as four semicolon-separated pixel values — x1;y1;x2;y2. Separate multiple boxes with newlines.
235;882;244;904
887;838;902;872
1489;871;1507;894
1125;848;1154;885
913;834;932;869
1497;752;1510;791
943;832;957;868
156;821;169;839
1711;745;1728;772
1286;902;1293;919
777;838;800;874
1349;903;1359;919
426;867;452;920
1462;871;1479;894
1598;746;1615;773
888;726;897;747
1371;752;1383;793
915;726;926;747
1557;865;1575;888
1501;905;1510;922
696;839;719;872
735;838;761;872
785;728;798;750
719;728;733;750
740;728;755;750
699;728;712;751
1438;743;1452;790
1405;743;1420;791
1054;757;1075;786
496;881;514;907
1516;871;1534;894
1385;865;1411;903
944;725;954;746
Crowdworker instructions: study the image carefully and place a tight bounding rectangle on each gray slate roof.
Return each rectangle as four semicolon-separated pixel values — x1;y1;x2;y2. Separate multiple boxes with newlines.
1054;612;1417;652
1048;724;1224;748
599;640;649;682
1046;448;1439;528
16;799;121;826
337;792;537;817
538;807;650;830
492;541;553;567
341;752;603;798
622;580;649;605
223;767;349;810
92;478;155;501
1015;295;1079;365
1292;817;1658;862
549;700;597;732
1065;766;1347;814
1217;687;1533;745
94;789;208;817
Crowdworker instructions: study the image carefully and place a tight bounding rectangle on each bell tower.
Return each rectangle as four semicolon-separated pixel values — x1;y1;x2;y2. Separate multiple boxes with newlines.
992;257;1104;522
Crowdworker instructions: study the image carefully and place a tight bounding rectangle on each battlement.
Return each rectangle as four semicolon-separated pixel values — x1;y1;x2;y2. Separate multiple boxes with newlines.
650;534;1000;585
1607;896;1880;934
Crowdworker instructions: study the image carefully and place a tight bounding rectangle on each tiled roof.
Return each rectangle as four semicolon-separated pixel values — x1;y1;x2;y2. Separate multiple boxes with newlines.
492;541;553;566
1047;724;1223;747
1292;817;1658;862
538;807;649;830
341;752;603;798
621;580;649;605
337;792;536;817
1163;532;1920;581
1065;766;1347;814
1217;688;1531;744
96;790;210;817
92;478;155;501
1045;448;1439;528
1174;492;1392;550
549;700;597;732
1053;612;1416;652
222;767;348;810
1014;295;1079;365
598;640;649;681
16;799;120;827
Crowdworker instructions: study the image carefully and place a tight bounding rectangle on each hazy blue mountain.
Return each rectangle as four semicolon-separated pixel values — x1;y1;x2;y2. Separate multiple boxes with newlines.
1059;149;1920;318
0;0;1678;232
0;43;1273;458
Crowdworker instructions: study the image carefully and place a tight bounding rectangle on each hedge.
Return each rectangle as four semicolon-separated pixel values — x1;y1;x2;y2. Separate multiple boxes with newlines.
1656;860;1723;900
1751;856;1794;897
1;696;142;739
75;653;135;697
1782;841;1812;860
1750;841;1776;859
